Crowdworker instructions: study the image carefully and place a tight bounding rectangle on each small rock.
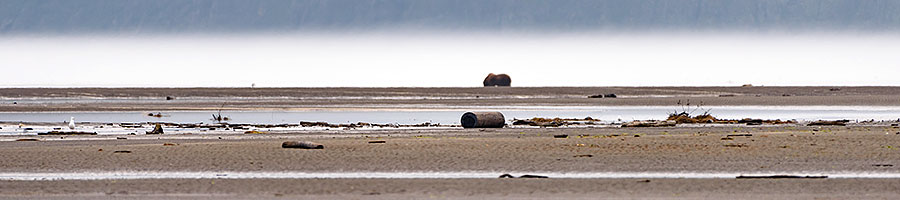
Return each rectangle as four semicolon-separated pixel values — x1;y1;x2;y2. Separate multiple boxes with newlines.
282;141;324;149
499;174;515;178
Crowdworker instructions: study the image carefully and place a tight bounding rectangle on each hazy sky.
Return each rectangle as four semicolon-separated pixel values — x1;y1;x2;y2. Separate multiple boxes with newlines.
2;33;898;87
2;1;899;87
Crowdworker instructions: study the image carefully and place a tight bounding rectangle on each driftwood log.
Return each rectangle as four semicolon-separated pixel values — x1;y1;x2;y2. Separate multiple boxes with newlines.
282;141;324;149
461;112;506;128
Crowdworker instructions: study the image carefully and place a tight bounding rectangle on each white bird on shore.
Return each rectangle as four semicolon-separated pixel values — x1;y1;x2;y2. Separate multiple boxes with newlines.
68;117;75;130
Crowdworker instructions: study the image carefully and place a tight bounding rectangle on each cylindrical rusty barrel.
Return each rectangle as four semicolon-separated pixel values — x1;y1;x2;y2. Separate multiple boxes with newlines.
461;112;506;128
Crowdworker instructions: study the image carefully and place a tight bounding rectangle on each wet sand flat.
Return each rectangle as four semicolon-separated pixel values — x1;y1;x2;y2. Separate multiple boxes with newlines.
1;178;899;199
0;126;899;198
0;126;898;173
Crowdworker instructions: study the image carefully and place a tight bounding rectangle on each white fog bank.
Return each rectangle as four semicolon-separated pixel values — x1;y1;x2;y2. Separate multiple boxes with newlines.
1;33;898;87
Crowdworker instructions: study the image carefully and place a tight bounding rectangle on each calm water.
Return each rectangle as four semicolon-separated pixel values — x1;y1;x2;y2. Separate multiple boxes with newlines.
1;106;898;124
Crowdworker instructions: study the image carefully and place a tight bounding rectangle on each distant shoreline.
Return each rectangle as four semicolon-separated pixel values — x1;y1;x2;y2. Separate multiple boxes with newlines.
2;87;900;112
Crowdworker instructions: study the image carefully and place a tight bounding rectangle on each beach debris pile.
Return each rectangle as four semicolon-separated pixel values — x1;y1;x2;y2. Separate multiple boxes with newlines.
282;141;324;149
621;120;677;127
661;100;796;125
807;120;850;126
587;94;617;98
666;112;795;125
512;117;604;127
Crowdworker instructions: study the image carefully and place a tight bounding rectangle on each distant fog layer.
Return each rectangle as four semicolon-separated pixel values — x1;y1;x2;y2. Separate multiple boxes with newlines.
1;34;898;87
2;0;900;34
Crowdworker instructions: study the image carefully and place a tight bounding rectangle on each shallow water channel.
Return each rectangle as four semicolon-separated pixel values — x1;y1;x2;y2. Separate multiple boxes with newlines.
1;106;899;125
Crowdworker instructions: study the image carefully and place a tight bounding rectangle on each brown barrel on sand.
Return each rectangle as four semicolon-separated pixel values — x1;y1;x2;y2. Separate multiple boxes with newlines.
461;112;506;128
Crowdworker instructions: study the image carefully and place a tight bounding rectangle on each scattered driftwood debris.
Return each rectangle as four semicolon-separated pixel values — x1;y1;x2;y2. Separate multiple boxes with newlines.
622;120;676;127
727;134;753;137
723;144;748;148
113;150;132;154
872;164;894;167
499;174;549;179
120;123;143;128
146;124;164;134
38;131;97;135
15;138;40;142
588;94;617;98
553;134;568;138
666;100;795;125
368;140;386;144
807;120;849;126
736;175;827;179
513;117;604;127
668;114;794;125
282;141;324;149
573;154;593;157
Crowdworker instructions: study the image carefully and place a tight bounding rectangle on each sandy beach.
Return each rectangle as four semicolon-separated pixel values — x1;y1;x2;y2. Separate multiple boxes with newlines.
1;127;899;172
0;126;898;199
1;87;899;199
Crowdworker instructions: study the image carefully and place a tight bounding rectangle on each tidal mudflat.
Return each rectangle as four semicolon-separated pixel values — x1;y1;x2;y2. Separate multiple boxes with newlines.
1;87;899;199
